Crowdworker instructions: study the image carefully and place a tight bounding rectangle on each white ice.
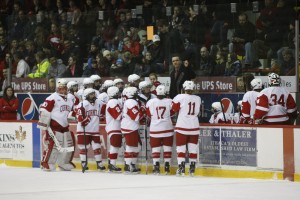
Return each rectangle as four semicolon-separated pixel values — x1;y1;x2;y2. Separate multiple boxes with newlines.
1;165;300;200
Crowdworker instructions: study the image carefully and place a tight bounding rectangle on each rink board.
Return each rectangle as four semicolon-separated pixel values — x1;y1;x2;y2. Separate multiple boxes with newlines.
0;121;300;181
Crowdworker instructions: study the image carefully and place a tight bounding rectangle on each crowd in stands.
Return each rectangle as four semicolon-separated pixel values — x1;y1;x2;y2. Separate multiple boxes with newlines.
0;0;299;93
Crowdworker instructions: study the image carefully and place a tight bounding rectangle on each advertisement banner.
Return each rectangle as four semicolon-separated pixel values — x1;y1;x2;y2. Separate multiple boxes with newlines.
11;78;49;93
0;122;33;160
193;77;237;93
17;93;50;120
199;127;257;166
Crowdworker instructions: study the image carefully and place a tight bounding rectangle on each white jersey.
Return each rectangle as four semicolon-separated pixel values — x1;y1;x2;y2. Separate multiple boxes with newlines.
67;92;80;107
121;99;141;134
241;90;259;119
98;92;109;104
76;99;103;134
146;98;174;138
39;92;74;129
105;98;122;136
172;94;201;135
209;112;232;124
255;86;297;123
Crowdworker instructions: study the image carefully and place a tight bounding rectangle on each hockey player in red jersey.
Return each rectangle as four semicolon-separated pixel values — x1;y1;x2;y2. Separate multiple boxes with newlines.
121;87;143;173
171;81;201;176
254;73;298;125
106;86;123;172
146;85;174;174
37;79;76;171
76;88;106;171
209;102;232;124
241;78;263;124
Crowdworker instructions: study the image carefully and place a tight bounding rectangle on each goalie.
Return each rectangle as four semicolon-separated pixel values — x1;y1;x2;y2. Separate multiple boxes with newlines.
37;79;76;171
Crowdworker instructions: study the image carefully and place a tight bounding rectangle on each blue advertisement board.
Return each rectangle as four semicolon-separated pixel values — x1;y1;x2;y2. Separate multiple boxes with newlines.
199;127;257;166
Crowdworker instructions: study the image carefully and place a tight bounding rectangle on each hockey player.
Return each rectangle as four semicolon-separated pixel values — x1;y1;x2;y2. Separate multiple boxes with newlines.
77;78;99;101
146;85;174;174
105;86;123;172
241;78;263;124
76;88;106;171
121;87;143;173
209;102;232;124
67;81;79;106
254;73;298;125
128;74;140;88
37;79;76;171
137;80;157;104
171;81;201;176
98;80;114;104
113;78;125;93
232;100;242;124
90;74;102;91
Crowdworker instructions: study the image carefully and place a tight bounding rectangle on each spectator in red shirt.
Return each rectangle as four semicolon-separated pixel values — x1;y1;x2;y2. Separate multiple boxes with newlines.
0;86;19;120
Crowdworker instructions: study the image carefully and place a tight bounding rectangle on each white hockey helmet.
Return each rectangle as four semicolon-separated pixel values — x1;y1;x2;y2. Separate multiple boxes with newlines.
237;100;242;106
83;78;94;86
183;80;195;90
113;78;124;85
128;74;140;83
125;87;138;98
156;85;166;95
90;74;101;82
67;81;78;89
57;79;68;88
83;88;95;98
107;86;119;98
212;102;222;113
268;73;281;86
103;80;114;89
250;78;262;90
139;81;152;90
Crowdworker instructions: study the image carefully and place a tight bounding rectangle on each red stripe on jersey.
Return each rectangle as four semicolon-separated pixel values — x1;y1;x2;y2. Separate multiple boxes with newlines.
150;129;174;134
264;114;288;119
107;130;122;135
100;104;106;116
121;128;135;133
254;94;269;119
108;106;121;120
41;99;55;112
175;127;200;131
241;101;251;117
127;106;139;120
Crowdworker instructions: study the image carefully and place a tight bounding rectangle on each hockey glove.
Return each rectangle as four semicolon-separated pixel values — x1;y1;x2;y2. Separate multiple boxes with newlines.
81;116;91;127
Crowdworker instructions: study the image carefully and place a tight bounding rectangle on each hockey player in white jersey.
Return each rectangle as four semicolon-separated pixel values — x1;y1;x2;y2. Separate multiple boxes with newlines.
146;85;174;174
128;74;140;88
121;87;143;173
37;79;76;171
254;73;298;125
113;78;125;93
90;74;102;91
98;80;114;104
105;86;123;172
77;78;100;101
241;78;263;124
76;88;106;171
209;102;232;124
172;81;201;176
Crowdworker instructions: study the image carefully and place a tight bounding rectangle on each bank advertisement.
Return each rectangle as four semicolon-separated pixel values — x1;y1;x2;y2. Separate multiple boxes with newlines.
0;122;33;160
199;127;257;166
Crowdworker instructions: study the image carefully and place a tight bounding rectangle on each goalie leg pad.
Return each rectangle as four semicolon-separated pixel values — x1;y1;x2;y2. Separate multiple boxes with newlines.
57;131;76;170
41;138;58;171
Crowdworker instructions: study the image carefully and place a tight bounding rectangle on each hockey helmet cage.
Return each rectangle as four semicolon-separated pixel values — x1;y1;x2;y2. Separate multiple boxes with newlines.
125;87;138;98
183;80;195;90
250;78;263;90
67;81;78;89
107;86;119;98
83;78;94;86
128;74;140;83
90;74;101;82
156;85;166;95
139;80;152;90
113;78;124;85
212;102;222;113
57;79;68;88
268;73;281;86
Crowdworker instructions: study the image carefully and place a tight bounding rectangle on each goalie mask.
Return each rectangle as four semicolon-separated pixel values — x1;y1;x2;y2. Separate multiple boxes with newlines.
57;79;68;96
268;73;281;87
84;88;97;103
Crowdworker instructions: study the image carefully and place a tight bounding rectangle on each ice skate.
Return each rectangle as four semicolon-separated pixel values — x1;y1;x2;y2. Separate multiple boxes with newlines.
124;164;130;174
59;163;75;171
189;162;196;177
81;161;89;171
130;164;139;174
96;161;106;172
152;162;160;175
176;162;185;176
41;162;56;172
164;162;170;175
108;163;122;173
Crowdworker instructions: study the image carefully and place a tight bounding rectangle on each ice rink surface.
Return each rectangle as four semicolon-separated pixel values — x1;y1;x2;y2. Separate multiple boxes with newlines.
1;166;300;200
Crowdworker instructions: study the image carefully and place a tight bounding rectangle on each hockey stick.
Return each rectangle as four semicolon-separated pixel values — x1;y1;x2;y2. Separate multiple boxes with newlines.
81;102;88;173
144;119;148;175
220;100;227;123
27;92;74;153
